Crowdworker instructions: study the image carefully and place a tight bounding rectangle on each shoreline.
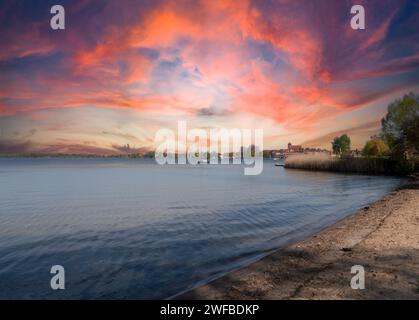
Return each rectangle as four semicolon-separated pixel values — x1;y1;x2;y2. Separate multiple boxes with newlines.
179;179;419;300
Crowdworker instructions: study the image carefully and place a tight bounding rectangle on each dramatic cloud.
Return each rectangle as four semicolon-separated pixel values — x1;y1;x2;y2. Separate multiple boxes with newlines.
302;121;382;150
0;0;419;153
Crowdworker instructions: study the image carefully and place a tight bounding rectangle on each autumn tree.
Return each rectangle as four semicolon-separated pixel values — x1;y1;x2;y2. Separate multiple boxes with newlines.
362;139;389;157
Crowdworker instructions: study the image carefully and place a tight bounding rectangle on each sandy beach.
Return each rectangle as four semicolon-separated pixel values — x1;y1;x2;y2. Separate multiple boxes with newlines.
180;179;419;300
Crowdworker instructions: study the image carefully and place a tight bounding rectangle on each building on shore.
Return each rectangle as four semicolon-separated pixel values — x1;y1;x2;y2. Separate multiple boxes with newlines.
287;142;303;153
266;142;331;159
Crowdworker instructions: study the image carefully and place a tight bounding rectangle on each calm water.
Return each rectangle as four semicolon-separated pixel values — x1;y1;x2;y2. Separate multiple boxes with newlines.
0;158;404;299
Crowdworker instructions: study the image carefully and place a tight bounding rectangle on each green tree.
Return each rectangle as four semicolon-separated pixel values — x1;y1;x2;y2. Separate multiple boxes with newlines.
362;139;389;157
332;134;351;156
381;92;419;154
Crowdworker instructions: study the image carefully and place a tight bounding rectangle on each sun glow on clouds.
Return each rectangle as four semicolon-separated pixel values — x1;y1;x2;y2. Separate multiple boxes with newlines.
0;0;419;153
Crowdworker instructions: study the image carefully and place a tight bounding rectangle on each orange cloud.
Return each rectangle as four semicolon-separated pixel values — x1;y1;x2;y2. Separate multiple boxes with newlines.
1;0;418;153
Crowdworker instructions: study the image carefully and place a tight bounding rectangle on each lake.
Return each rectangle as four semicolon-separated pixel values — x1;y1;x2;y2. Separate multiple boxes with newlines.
0;158;404;299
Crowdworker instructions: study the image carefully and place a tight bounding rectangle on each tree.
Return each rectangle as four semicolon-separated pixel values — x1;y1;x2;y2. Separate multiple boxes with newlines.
362;139;389;157
381;92;419;154
332;134;351;156
402;116;419;152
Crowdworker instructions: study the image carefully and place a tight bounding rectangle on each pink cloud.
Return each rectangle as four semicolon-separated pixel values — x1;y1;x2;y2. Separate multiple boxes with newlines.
1;0;418;152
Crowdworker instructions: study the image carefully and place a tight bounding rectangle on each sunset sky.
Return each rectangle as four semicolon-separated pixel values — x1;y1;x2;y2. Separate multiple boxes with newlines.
1;0;419;154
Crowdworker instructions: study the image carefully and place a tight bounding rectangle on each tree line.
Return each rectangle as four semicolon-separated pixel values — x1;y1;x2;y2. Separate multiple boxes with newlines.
331;92;418;173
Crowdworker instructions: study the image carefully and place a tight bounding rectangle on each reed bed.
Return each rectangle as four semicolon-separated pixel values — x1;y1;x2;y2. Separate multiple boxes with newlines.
284;154;399;174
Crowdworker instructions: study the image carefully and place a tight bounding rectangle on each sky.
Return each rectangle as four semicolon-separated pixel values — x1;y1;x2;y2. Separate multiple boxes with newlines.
0;0;419;154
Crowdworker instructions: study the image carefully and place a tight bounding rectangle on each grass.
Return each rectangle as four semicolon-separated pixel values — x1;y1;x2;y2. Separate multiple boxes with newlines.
284;154;400;175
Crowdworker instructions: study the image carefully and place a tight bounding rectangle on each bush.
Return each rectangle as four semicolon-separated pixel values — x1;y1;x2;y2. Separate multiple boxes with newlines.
362;139;389;157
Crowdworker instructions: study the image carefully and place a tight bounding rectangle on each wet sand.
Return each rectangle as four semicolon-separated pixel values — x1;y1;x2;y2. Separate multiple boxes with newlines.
180;180;419;300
